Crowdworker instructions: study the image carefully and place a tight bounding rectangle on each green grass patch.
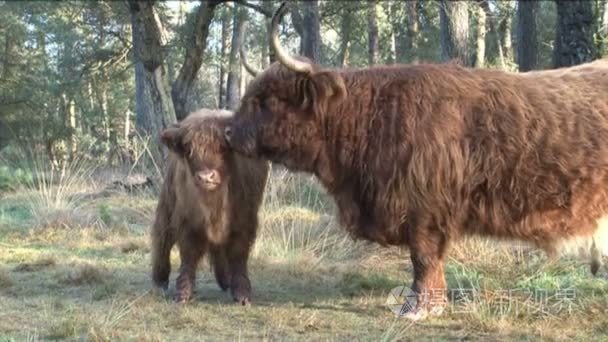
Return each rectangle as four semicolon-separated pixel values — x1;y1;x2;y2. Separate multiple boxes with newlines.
340;271;401;297
0;167;606;340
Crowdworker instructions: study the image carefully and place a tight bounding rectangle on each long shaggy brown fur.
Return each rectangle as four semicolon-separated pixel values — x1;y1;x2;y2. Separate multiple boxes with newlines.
227;56;608;317
151;109;268;304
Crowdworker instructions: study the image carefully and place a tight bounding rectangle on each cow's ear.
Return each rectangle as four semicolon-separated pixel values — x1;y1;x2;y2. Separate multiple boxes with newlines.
160;125;187;155
298;71;346;118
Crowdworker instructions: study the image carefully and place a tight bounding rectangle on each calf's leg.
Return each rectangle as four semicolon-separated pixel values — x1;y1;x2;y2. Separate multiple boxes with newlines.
227;231;254;305
210;246;231;291
150;220;174;290
175;232;206;303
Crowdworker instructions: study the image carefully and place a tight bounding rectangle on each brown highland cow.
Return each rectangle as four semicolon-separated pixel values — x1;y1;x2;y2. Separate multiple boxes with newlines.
226;3;608;320
151;109;268;304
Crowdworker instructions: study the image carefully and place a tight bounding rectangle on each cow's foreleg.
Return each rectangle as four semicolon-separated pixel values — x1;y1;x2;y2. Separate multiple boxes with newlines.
404;228;449;320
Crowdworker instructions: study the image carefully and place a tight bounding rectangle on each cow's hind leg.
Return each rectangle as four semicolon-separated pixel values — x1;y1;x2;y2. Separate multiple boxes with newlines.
404;228;449;321
210;246;231;291
175;232;206;303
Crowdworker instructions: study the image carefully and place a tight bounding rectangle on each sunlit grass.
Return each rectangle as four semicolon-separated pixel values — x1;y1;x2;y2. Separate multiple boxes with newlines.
0;159;607;340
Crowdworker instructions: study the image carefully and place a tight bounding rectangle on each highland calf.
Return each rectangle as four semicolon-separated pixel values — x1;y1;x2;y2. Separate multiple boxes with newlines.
226;3;608;320
151;109;268;304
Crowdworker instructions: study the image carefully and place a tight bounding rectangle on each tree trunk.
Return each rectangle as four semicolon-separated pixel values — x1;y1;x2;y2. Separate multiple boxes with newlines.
226;6;246;110
290;5;305;54
87;80;95;117
516;0;539;71
167;2;187;84
2;30;16;80
301;0;321;62
553;0;596;68
170;0;222;121
124;109;131;150
96;72;111;150
63;94;77;158
604;0;608;35
475;2;486;68
385;2;397;63
128;1;177;163
405;0;419;63
499;1;514;63
239;64;247;97
337;4;352;67
219;8;230;109
440;0;469;65
479;0;506;69
263;0;275;65
600;0;608;52
367;0;379;65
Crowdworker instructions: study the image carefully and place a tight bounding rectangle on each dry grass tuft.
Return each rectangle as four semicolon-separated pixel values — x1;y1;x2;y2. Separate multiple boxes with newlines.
254;170;364;262
13;256;56;272
0;149;104;230
61;263;108;286
0;267;13;288
1;156;607;340
119;240;148;254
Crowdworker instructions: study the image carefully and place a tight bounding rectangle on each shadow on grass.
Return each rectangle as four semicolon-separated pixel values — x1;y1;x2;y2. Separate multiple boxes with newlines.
0;252;406;317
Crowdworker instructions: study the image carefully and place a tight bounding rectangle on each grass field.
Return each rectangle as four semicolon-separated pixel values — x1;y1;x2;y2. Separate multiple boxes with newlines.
0;160;607;341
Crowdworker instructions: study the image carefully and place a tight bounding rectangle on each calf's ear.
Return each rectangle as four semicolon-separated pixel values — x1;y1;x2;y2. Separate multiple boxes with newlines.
160;125;187;155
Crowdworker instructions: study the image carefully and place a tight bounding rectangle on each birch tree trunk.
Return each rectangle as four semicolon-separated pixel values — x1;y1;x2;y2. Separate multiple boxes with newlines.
219;8;230;109
475;3;486;68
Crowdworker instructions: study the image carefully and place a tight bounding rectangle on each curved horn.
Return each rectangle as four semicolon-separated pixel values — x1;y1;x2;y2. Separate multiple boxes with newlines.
271;2;314;74
240;20;261;77
240;45;260;77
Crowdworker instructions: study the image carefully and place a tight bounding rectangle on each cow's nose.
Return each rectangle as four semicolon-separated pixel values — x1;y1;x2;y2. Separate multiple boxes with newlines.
196;169;220;184
224;126;232;143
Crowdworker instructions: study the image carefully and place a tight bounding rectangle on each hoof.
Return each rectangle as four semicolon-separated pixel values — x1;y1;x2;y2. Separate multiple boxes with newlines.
217;280;230;292
230;275;251;306
233;295;251;306
399;307;429;321
174;288;193;304
175;295;191;304
398;305;444;321
152;280;169;291
386;286;446;321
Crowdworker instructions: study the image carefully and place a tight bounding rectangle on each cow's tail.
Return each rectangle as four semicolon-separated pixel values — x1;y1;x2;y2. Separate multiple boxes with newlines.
590;238;602;275
588;217;608;275
554;217;608;275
